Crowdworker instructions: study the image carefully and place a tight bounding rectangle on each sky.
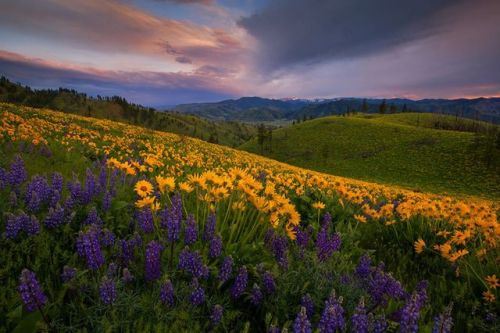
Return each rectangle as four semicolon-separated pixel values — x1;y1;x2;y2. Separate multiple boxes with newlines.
0;0;499;107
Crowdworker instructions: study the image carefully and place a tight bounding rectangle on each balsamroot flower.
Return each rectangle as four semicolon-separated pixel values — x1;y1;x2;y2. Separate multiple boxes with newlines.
18;269;48;312
160;279;175;306
293;307;312;333
145;241;163;282
219;255;233;283
99;278;117;305
230;266;248;299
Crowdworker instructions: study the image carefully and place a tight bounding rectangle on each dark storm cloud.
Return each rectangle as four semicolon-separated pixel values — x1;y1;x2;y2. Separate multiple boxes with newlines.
238;0;466;71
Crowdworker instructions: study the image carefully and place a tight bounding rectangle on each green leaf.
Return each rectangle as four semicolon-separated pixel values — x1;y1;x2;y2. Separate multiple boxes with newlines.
12;311;43;333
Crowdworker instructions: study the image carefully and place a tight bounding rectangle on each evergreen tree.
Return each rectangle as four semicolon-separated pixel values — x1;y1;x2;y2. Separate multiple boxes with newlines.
379;99;387;114
362;98;369;113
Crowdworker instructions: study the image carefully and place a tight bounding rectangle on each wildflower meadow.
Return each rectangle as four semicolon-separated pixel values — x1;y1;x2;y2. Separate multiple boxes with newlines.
0;103;498;332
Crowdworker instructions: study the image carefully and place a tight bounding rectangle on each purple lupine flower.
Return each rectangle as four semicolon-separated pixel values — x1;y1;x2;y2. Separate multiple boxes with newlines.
81;168;97;204
365;263;405;306
203;212;216;241
219;255;233;283
267;232;288;269
145;241;163;282
118;239;136;266
61;266;77;282
160;279;175;306
0;167;6;190
24;215;40;236
98;164;108;190
352;298;368;333
294;226;309;257
356;255;371;279
432;303;453;333
322;212;332;227
7;155;27;188
372;315;388;333
316;225;341;262
9;191;17;207
262;271;276;294
399;282;427;333
230;266;248;299
76;227;105;270
85;207;103;226
100;229;115;247
189;279;205;306
293;307;312;333
102;191;112;211
49;190;60;208
122;268;134;284
107;262;119;278
137;208;154;234
211;305;223;325
67;179;83;203
50;172;64;195
318;292;345;333
184;214;198;245
300;294;314;318
250;284;264;305
25;175;50;211
178;248;209;279
44;204;66;228
99;278;117;305
5;213;24;239
268;325;283;333
18;269;47;312
164;193;182;241
209;235;223;258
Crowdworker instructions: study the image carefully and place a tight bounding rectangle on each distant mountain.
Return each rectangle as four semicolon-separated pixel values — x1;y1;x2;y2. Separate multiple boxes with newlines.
173;96;500;123
173;97;310;122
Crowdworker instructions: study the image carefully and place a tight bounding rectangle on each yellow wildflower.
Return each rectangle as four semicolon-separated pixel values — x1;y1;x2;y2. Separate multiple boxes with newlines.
156;175;175;194
135;180;154;198
485;275;499;289
354;214;367;224
414;238;426;254
482;290;495;302
312;201;325;210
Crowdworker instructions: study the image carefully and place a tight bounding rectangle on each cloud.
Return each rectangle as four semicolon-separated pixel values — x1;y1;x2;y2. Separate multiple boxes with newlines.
0;0;244;71
0;50;237;106
238;0;466;71
161;0;214;4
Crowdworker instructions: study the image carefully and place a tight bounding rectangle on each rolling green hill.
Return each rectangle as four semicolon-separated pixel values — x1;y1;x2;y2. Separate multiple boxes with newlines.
0;76;257;147
241;113;500;198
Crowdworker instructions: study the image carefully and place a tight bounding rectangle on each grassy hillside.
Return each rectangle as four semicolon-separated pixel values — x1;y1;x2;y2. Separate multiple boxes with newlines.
0;76;256;147
241;113;500;199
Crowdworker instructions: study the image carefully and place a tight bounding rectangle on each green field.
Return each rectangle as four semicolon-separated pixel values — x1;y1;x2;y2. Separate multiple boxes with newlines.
241;113;500;199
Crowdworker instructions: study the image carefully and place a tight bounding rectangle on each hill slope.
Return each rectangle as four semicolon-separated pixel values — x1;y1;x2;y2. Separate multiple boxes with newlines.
0;76;256;146
241;113;500;198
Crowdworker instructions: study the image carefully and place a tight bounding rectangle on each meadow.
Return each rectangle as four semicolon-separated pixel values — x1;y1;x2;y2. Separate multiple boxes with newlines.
241;113;500;199
0;103;498;332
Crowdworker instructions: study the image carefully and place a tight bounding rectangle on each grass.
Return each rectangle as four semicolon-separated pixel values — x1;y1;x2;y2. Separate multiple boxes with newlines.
241;113;500;199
